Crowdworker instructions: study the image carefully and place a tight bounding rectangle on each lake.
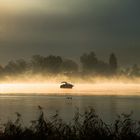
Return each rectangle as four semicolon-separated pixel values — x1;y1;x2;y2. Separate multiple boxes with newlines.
0;83;140;125
0;94;140;125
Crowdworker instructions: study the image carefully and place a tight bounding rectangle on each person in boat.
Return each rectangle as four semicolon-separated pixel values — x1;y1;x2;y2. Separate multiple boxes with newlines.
60;82;74;89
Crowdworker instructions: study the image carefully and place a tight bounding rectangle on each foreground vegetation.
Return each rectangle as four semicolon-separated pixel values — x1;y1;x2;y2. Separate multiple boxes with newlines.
0;107;140;140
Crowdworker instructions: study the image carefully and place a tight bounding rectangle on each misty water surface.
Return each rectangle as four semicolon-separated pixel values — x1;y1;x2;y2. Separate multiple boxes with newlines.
0;94;140;125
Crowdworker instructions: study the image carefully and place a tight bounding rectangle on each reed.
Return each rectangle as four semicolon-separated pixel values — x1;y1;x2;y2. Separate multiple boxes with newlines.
0;106;139;140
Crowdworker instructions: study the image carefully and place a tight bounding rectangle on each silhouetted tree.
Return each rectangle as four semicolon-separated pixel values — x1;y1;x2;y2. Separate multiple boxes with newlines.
80;52;98;72
95;60;110;74
31;55;46;72
31;55;63;73
45;55;63;73
109;53;118;73
80;52;111;74
61;59;78;73
4;59;28;74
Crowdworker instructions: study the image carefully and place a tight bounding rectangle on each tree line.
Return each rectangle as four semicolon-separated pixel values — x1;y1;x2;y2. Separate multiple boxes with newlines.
0;51;139;77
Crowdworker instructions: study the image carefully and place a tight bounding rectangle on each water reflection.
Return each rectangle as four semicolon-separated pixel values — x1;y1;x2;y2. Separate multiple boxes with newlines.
0;95;140;125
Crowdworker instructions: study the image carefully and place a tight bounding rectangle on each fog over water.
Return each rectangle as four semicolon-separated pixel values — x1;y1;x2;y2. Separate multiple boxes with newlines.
0;76;140;125
0;75;140;95
0;83;139;95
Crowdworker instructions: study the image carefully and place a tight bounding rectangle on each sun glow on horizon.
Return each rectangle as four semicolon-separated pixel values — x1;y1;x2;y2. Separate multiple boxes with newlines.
0;82;140;96
0;74;139;95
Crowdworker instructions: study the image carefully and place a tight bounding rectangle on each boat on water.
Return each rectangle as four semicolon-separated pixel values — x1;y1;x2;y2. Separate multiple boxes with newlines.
60;82;74;89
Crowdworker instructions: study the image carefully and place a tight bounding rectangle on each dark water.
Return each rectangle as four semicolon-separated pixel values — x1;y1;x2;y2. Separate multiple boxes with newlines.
0;94;140;125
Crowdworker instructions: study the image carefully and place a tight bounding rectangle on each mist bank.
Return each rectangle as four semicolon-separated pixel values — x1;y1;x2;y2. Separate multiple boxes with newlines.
0;74;140;95
0;51;139;84
0;73;140;84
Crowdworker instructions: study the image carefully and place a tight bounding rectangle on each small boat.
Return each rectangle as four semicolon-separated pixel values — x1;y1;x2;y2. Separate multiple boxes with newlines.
60;82;74;89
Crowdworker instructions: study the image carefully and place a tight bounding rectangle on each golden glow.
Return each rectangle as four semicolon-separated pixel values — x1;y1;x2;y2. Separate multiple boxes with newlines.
0;82;140;96
0;83;59;94
0;74;140;95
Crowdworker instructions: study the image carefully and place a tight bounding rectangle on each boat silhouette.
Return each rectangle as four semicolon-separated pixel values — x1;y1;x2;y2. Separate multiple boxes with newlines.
60;82;74;89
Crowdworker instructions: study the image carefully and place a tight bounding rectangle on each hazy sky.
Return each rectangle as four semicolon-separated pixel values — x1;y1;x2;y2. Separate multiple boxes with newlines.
0;0;140;66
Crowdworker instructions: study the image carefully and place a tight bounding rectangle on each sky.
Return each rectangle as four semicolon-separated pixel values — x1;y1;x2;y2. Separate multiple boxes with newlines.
0;0;140;66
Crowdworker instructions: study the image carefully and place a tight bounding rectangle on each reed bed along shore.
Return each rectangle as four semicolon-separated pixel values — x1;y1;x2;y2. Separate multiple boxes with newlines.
0;106;139;140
